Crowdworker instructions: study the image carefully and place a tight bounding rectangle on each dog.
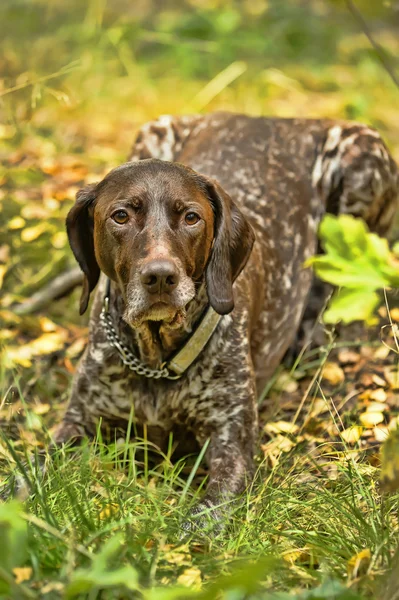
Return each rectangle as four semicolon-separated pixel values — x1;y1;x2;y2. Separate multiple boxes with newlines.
55;112;398;522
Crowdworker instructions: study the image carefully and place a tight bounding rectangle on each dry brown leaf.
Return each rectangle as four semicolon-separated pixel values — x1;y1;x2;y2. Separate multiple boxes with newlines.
177;567;202;589
338;349;360;365
360;412;384;427
0;244;10;263
322;362;345;385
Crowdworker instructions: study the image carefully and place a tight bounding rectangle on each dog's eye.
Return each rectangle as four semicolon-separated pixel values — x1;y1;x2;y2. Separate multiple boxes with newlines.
185;212;200;226
112;210;129;224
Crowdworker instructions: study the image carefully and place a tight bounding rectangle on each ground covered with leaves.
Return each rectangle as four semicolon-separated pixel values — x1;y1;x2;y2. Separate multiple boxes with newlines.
1;1;399;598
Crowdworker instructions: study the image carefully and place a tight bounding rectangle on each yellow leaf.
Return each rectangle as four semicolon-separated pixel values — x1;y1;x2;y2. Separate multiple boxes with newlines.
99;503;118;520
8;216;26;230
322;362;345;385
4;331;67;367
374;426;389;443
369;388;387;403
374;345;391;360
372;374;386;387
390;308;399;321
273;372;298;393
347;549;371;578
360;412;384;427
21;223;48;242
39;317;58;332
66;338;86;358
0;264;7;289
21;204;50;220
365;401;389;412
341;426;363;444
264;421;299;435
177;567;202;589
51;231;67;248
12;567;32;584
381;428;399;493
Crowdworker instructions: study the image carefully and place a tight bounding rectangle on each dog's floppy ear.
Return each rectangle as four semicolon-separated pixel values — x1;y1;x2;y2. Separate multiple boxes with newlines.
203;177;255;315
66;183;100;315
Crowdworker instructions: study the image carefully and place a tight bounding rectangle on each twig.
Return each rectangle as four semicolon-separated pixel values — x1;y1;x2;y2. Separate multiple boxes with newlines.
0;61;81;98
346;0;399;89
13;267;83;315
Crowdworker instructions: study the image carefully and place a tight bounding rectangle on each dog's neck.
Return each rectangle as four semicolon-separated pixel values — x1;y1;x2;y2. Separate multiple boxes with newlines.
109;280;209;370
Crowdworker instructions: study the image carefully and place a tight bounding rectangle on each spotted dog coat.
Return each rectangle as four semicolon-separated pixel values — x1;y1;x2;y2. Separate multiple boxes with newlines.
58;112;398;515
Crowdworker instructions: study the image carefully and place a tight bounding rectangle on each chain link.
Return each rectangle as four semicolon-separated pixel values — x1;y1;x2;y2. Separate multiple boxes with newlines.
99;305;180;380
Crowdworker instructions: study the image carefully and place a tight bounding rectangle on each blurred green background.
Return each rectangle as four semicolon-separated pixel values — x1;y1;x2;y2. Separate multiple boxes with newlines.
1;0;398;167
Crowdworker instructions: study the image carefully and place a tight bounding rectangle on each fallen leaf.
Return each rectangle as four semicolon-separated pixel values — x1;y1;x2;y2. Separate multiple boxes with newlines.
177;567;202;589
384;367;399;390
39;316;58;332
0;244;10;263
374;345;391;360
0;264;7;289
21;203;50;220
338;349;360;365
369;388;387;403
264;421;299;435
8;216;26;230
374;426;389;442
347;549;371;578
51;231;67;248
341;426;363;444
372;374;387;387
21;222;48;242
99;503;119;520
322;362;345;385
12;567;32;584
390;308;399;321
364;401;389;412
381;428;399;492
273;372;298;393
360;412;384;427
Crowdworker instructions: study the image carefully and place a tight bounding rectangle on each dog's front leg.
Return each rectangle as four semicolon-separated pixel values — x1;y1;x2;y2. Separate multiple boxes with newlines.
185;403;257;533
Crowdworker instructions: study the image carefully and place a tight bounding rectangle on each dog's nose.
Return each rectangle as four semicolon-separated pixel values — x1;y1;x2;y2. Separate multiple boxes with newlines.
140;260;180;294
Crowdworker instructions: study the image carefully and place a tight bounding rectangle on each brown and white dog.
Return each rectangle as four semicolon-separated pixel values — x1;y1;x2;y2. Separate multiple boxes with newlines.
57;112;398;522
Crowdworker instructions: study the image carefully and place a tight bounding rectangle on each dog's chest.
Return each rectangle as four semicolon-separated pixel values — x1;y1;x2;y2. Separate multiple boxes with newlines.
83;335;224;430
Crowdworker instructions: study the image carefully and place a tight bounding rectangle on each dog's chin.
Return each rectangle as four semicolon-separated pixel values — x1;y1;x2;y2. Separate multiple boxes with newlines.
124;303;187;330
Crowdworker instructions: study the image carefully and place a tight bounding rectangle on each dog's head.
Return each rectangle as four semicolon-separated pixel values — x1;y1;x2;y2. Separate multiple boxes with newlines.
67;159;254;327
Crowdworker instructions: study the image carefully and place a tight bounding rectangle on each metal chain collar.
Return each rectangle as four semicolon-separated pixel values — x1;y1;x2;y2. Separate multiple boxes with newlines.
99;296;180;380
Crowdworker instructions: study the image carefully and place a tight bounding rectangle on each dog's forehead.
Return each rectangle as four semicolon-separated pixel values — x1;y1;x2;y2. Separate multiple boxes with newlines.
99;160;205;202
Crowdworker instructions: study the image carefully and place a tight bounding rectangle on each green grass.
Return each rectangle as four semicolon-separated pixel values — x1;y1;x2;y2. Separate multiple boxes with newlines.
1;389;399;599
